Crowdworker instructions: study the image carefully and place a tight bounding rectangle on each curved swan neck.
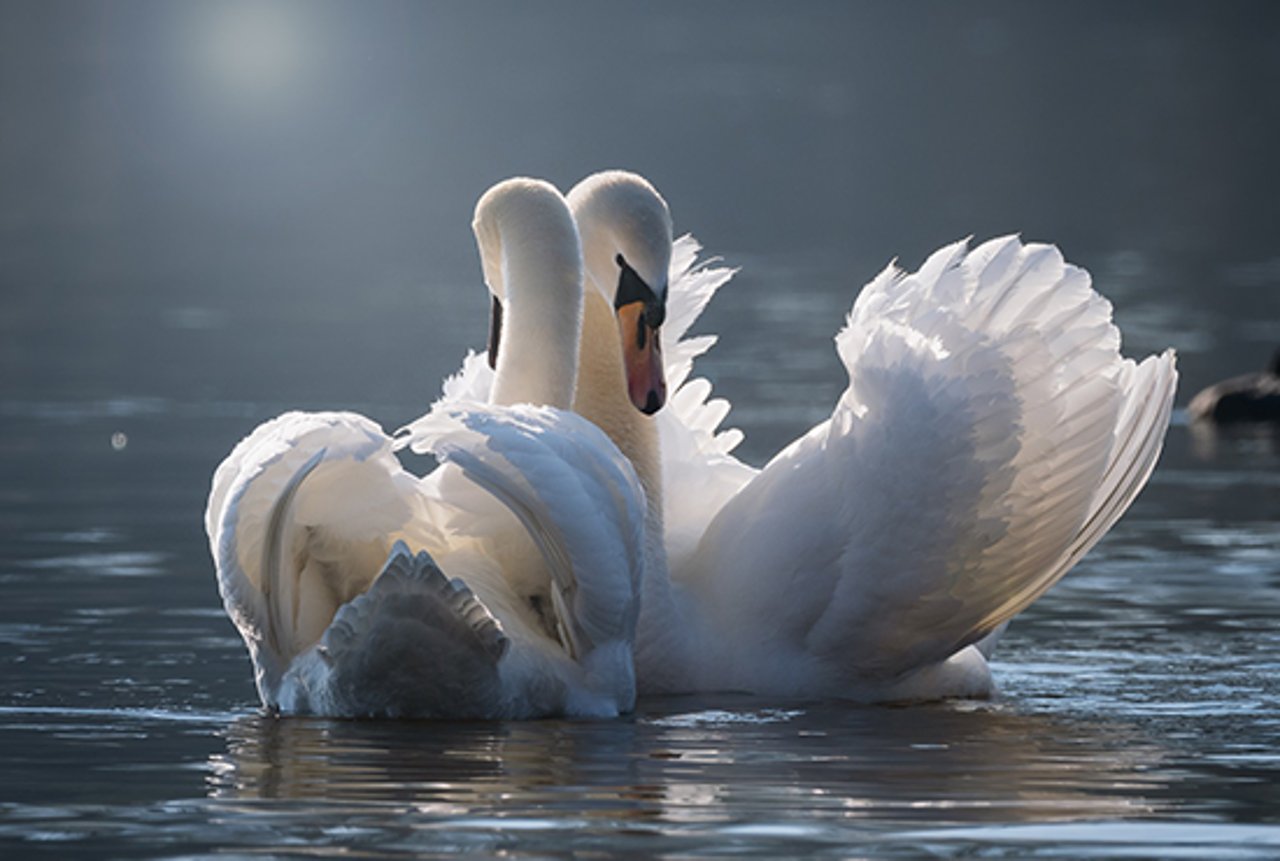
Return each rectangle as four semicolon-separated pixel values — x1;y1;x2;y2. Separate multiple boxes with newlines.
567;170;672;513
567;171;673;307
473;178;584;410
568;171;674;622
568;172;699;690
574;290;664;527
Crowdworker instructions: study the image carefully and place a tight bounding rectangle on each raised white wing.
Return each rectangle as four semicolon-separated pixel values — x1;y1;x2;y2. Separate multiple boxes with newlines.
657;235;757;567
689;236;1176;685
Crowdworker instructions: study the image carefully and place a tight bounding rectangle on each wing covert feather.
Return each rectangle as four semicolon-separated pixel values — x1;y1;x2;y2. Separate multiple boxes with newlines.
404;402;647;657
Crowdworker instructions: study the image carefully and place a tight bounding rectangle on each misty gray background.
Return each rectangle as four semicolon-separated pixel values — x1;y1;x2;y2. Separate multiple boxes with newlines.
3;0;1278;434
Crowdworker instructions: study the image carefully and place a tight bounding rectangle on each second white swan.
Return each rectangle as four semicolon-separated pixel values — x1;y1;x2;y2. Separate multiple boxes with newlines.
560;170;1178;702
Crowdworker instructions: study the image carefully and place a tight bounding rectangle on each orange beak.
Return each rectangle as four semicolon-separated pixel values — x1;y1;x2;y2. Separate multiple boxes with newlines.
617;300;666;415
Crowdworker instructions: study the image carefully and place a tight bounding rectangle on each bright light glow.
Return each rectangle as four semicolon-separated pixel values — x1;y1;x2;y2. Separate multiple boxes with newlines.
195;2;308;104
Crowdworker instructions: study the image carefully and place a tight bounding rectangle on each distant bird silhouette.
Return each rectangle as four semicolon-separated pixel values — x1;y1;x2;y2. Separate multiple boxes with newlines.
1188;349;1280;423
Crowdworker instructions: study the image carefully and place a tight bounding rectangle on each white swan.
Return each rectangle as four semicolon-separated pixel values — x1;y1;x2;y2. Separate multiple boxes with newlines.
561;170;1179;702
205;178;646;719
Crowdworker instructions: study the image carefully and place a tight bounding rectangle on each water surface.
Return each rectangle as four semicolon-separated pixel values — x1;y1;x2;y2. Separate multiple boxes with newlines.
3;2;1279;858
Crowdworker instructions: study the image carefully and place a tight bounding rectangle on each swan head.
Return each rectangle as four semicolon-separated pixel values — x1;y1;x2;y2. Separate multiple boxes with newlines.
472;177;584;410
567;171;673;415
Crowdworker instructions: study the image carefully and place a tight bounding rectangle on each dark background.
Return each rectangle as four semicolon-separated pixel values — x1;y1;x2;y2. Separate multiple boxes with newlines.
3;0;1278;419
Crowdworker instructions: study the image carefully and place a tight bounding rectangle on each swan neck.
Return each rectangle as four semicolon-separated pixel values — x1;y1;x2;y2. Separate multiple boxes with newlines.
491;255;581;409
477;192;584;410
573;290;689;684
574;290;664;526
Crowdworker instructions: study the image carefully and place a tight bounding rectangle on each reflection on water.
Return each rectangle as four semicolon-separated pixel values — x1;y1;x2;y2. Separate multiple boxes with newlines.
5;413;1271;858
1188;416;1280;462
1;348;1278;859
212;701;1170;821
196;700;1176;856
2;347;1278;860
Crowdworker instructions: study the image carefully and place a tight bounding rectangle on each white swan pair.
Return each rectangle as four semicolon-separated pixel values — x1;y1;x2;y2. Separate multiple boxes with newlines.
207;171;1177;717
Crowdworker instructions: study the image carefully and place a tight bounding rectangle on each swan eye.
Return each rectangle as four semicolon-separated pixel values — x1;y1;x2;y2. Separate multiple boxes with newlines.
615;253;666;328
644;298;665;329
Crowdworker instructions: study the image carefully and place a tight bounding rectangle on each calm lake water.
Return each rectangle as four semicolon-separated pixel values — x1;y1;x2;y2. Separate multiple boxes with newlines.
3;2;1280;858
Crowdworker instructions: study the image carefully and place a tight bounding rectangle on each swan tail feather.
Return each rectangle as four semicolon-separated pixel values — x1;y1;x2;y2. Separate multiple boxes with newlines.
284;541;508;718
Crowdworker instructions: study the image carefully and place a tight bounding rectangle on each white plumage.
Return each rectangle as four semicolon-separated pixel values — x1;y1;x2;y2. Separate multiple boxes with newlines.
565;171;1177;702
209;166;1179;715
205;179;646;719
681;236;1175;699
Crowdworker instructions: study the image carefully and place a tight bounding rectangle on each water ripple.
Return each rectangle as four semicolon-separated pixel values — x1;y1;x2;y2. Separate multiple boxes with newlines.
19;551;166;578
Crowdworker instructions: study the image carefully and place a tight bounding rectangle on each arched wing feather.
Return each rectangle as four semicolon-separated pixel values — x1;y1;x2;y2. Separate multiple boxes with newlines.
206;411;444;703
657;234;757;568
405;401;647;661
691;237;1176;684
